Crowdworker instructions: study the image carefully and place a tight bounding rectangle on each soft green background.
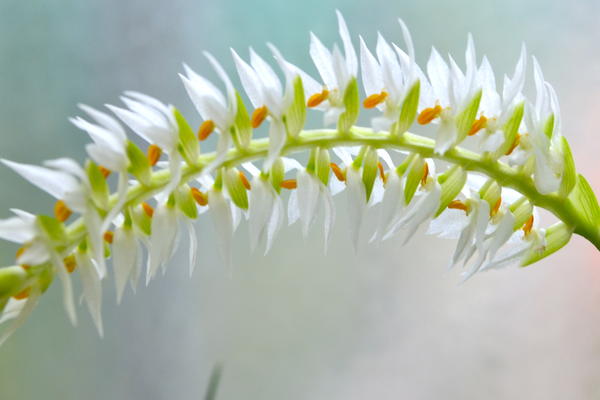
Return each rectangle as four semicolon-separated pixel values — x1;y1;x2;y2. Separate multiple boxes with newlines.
1;0;600;399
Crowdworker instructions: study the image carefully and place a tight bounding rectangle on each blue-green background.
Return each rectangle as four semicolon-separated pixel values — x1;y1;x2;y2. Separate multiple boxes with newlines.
1;0;600;398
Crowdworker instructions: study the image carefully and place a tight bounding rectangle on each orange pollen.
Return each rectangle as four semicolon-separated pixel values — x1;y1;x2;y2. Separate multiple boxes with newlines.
363;91;388;109
377;162;387;184
239;171;251;190
280;179;298;190
330;163;346;182
522;215;534;235
147;144;162;166
99;166;112;179
20;265;31;271
417;105;443;125
491;197;502;217
13;288;31;300
448;200;469;213
198;120;215;141
64;254;77;274
468;116;488;136
54;200;72;222
307;89;330;108
505;134;521;156
142;202;154;218
190;188;208;207
103;231;114;244
251;106;269;128
420;163;430;186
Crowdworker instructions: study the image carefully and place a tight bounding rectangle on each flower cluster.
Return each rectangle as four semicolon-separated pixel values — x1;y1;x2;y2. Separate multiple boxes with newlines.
0;11;598;344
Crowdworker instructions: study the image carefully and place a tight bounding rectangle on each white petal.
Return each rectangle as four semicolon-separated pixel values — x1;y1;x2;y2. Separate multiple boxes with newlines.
78;104;126;140
345;167;366;249
76;252;103;337
146;204;178;284
309;32;337;89
51;252;77;326
209;189;234;269
0;288;40;346
112;227;137;304
187;220;200;276
296;170;320;236
1;159;78;200
231;48;264;108
336;10;358;77
359;36;382;96
0;216;36;244
427;47;450;105
287;188;300;225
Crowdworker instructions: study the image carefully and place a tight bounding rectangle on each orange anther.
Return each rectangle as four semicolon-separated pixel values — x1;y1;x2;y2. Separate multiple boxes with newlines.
505;134;521;156
307;89;330;108
522;215;534;235
251;106;269;128
468;116;488;136
491;197;502;217
54;200;72;222
13;288;31;300
141;202;154;218
363;91;388;109
377;162;387;184
103;231;114;244
99;166;112;178
280;179;298;190
16;246;26;260
420;163;429;186
417;105;443;125
147;144;162;166
190;188;208;206
448;200;469;213
330;163;346;182
198;120;215;141
238;171;251;190
64;254;77;273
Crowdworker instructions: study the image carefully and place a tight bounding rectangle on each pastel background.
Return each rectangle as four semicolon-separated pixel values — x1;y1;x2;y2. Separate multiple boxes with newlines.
1;0;599;399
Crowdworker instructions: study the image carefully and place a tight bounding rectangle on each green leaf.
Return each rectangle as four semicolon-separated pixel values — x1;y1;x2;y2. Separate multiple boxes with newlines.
521;222;573;266
362;147;378;201
455;89;482;142
559;137;576;198
404;155;425;205
396;80;420;135
86;161;109;210
173;108;199;165
284;76;306;138
223;168;248;210
125;140;151;186
233;91;252;149
338;77;359;133
175;184;198;220
436;165;467;216
315;148;330;186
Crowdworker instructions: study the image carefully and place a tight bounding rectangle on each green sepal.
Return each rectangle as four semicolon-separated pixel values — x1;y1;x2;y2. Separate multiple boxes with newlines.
337;77;359;133
496;102;524;157
269;158;285;194
37;215;68;246
125;140;152;186
396;153;416;177
86;161;109;210
479;179;501;210
361;147;378;201
543;114;555;140
131;205;152;236
404;155;425;205
37;267;54;293
509;197;533;230
521;222;573;266
306;148;317;173
396;80;420;135
0;266;30;298
233;91;252;149
175;184;198;220
223;168;248;210
283;76;306;139
436;165;467;216
567;174;600;233
559;137;576;198
315;148;330;186
174;108;200;165
455;89;482;142
0;297;7;313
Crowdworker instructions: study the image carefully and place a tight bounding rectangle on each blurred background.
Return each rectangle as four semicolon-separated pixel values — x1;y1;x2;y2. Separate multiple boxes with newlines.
1;0;600;398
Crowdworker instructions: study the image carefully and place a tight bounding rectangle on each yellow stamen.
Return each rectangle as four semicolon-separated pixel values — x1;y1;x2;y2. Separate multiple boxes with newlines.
190;188;208;206
448;200;469;213
330;163;346;182
239;171;251;190
363;91;388;109
522;215;534;235
505;133;521;156
417;105;443;125
99;166;112;179
198;120;215;141
420;163;429;186
103;231;114;244
54;200;72;222
251;106;269;128
377;162;387;184
468;116;488;136
307;89;330;108
64;254;77;274
13;288;31;300
141;202;154;218
491;197;502;217
147;144;162;166
280;179;297;190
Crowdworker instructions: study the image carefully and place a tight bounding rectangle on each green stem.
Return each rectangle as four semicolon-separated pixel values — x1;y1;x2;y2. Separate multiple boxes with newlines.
65;127;600;251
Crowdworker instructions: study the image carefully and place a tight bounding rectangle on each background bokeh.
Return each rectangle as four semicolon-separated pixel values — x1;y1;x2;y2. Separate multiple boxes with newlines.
1;0;600;398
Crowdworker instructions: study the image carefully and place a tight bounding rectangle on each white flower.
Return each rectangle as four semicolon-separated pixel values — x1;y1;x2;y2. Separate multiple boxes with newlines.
146;203;180;284
112;224;142;303
75;251;103;336
0;286;40;346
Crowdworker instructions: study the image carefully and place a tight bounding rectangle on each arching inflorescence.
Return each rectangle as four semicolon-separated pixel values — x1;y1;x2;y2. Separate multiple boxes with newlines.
0;11;599;343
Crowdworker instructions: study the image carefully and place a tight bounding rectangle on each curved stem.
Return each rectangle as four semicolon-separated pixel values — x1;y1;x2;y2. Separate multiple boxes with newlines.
64;127;600;251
